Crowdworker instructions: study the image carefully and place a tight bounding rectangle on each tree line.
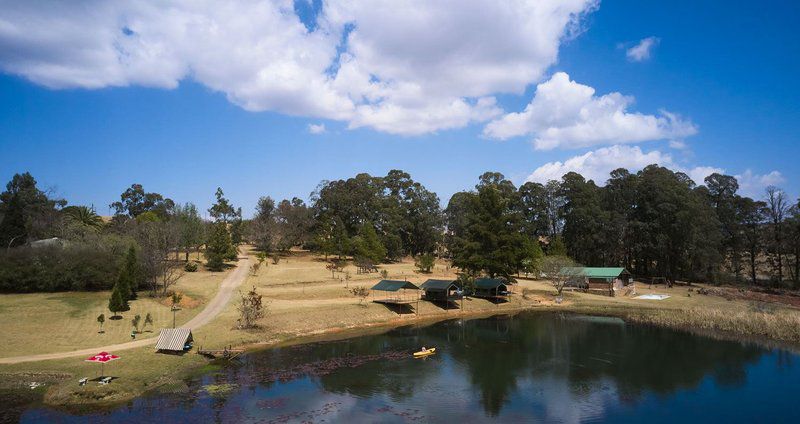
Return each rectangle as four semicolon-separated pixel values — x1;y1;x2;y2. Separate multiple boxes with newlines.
1;165;799;293
446;166;800;287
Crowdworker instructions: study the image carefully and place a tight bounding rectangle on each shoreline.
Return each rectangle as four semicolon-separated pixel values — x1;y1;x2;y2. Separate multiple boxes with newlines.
6;298;800;412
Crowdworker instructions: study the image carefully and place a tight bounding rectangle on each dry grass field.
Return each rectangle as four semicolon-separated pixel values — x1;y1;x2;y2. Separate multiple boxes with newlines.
0;259;231;357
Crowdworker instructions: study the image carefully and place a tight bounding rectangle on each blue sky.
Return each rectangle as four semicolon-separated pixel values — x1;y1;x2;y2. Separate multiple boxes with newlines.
1;0;798;217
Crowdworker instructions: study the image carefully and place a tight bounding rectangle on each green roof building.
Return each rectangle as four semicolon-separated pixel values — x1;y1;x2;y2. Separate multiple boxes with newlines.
420;279;462;304
472;277;511;301
559;267;632;296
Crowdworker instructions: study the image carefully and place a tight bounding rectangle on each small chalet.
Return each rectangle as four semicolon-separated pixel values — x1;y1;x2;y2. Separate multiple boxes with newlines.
420;279;462;302
560;267;632;296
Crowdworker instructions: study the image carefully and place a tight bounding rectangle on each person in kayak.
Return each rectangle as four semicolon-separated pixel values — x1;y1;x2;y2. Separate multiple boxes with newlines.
420;346;428;352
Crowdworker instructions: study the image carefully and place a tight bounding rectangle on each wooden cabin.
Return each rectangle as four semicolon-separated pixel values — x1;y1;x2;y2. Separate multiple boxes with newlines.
560;267;632;296
472;277;510;300
420;279;462;302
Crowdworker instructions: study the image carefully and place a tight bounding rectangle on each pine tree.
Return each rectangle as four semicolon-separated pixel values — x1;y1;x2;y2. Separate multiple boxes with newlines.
108;282;130;318
206;221;233;271
548;237;568;256
353;222;387;263
118;245;139;300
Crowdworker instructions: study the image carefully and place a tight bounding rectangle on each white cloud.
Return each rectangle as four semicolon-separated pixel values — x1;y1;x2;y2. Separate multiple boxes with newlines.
526;144;722;187
626;36;660;62
0;0;598;135
736;169;785;198
526;145;784;198
308;123;326;134
484;72;697;150
527;145;672;183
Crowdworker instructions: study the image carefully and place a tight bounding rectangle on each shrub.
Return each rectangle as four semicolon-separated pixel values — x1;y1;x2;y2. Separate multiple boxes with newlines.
350;286;370;306
415;253;436;273
237;286;266;329
0;242;126;293
184;261;198;272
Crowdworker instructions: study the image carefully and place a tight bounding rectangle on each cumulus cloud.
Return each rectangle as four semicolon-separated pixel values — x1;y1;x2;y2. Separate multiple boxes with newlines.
526;145;677;183
0;0;598;135
736;169;785;198
484;72;697;150
626;36;660;62
523;145;775;193
308;123;326;134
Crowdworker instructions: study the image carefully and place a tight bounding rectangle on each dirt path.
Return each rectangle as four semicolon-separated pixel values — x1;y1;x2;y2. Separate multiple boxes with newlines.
0;256;251;365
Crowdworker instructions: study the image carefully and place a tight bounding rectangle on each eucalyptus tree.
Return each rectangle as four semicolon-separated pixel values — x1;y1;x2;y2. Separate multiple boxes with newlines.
175;203;204;261
737;196;767;285
311;170;442;260
250;196;276;251
110;183;174;220
559;172;609;266
704;173;745;281
764;186;790;285
275;197;313;251
0;172;64;247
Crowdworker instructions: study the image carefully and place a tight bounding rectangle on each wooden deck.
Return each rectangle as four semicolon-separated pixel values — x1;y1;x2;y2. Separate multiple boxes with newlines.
373;298;416;305
198;347;245;359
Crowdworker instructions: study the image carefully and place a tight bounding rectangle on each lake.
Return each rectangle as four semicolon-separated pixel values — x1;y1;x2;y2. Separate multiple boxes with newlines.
20;312;800;423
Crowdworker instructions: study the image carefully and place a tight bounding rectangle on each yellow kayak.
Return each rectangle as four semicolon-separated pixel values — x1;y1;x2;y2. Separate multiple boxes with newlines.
413;348;436;358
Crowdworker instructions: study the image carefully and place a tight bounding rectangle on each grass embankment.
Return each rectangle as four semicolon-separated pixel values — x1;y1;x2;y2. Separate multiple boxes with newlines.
3;250;800;409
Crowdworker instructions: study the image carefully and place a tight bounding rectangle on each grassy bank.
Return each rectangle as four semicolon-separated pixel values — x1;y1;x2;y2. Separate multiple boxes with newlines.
2;250;800;409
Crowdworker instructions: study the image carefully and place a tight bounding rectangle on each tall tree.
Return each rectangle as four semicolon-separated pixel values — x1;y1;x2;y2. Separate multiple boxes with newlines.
517;181;550;239
311;170;441;259
110;183;174;219
117;245;140;300
602;168;639;269
559;172;609;266
208;187;236;223
0;172;63;246
352;221;387;264
543;180;565;237
764;186;789;285
738;197;766;285
704;173;744;282
788;199;800;287
175;203;204;261
250;196;276;251
275;197;313;251
631;166;721;283
448;172;532;279
206;221;233;271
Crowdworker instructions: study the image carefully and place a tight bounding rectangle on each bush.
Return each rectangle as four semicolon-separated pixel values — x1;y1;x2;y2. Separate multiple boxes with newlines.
0;242;126;293
184;261;198;272
415;253;436;273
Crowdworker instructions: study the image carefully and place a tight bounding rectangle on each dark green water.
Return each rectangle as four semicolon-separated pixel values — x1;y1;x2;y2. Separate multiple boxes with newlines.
19;313;800;423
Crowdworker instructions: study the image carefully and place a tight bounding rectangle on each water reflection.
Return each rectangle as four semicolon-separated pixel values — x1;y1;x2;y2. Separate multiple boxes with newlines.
20;313;799;423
